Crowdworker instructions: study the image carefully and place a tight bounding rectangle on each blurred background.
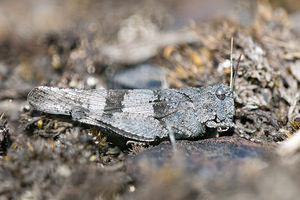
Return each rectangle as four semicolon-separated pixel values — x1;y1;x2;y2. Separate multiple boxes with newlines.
0;0;299;91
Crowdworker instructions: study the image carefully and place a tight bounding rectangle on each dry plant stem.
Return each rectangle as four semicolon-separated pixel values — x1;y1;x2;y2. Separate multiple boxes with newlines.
288;93;300;121
230;37;234;91
232;54;242;91
278;129;300;156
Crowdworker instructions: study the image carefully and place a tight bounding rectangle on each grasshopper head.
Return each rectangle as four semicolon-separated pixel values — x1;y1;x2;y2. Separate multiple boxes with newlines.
195;84;235;132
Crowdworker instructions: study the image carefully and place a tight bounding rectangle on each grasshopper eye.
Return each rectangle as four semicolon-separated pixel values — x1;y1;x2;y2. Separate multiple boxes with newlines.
215;87;225;100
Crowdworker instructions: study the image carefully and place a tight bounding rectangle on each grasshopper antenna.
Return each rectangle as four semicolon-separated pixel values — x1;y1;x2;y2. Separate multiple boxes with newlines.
229;37;234;91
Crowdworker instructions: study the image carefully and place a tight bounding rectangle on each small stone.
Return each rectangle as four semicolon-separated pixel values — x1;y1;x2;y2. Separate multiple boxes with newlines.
21;104;31;112
57;165;71;177
86;76;98;88
125;137;275;181
109;64;167;89
129;185;136;192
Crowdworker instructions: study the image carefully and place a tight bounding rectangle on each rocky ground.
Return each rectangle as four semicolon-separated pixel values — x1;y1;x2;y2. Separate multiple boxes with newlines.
0;0;300;199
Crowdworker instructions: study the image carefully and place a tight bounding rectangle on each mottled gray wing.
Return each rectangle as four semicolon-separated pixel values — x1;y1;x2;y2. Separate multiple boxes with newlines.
28;86;194;141
28;86;156;116
28;86;192;116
